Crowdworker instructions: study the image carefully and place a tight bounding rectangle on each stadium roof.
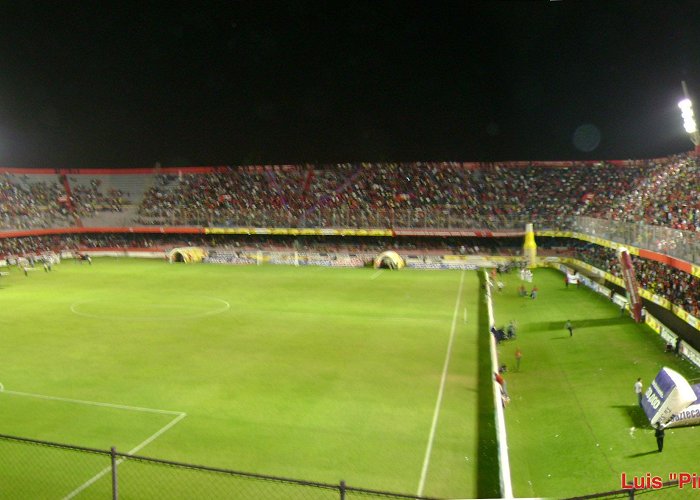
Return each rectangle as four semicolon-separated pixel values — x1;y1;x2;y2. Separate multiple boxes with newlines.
1;1;700;168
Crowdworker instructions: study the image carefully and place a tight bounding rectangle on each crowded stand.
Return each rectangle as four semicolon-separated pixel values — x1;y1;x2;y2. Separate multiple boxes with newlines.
1;154;698;232
132;158;700;231
68;177;126;216
133;162;648;229
574;244;700;318
576;154;700;230
136;166;360;227
0;172;72;229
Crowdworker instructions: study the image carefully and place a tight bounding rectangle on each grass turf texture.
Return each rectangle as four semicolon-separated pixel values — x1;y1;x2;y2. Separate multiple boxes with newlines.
492;267;700;499
0;259;482;499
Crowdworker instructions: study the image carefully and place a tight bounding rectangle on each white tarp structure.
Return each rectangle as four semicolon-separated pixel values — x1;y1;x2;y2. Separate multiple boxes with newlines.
664;384;700;428
641;367;698;428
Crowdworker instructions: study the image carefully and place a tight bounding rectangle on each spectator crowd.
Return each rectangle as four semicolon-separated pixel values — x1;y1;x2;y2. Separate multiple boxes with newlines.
0;173;127;230
0;173;71;229
69;177;126;217
135;161;651;229
574;244;700;318
2;154;700;232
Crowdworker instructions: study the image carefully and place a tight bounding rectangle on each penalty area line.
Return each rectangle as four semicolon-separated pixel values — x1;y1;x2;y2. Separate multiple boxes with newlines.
370;270;383;280
63;412;187;500
0;388;183;415
0;385;188;499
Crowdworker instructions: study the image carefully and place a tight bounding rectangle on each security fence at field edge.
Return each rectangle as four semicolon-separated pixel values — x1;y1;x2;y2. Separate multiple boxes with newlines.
0;433;441;500
572;216;700;265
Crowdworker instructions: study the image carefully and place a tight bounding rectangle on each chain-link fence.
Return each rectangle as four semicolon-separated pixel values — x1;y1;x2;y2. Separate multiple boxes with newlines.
0;434;440;500
572;216;700;264
564;479;690;499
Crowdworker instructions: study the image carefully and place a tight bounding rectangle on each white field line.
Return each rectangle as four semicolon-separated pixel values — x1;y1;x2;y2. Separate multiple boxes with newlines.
63;412;187;500
416;269;465;497
1;389;183;415
70;297;230;321
0;387;187;498
127;411;187;455
370;270;383;280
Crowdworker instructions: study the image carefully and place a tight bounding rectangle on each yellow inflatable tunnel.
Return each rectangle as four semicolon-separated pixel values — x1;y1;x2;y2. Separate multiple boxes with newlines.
168;246;207;263
374;250;405;270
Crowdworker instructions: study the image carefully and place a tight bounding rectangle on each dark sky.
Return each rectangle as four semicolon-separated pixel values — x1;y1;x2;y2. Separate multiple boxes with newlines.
1;1;699;168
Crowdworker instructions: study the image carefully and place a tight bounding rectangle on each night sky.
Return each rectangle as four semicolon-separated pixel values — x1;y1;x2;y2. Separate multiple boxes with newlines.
1;1;700;168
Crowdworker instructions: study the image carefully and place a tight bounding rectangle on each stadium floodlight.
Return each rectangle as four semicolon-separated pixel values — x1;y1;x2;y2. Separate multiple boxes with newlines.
680;81;700;148
678;99;697;134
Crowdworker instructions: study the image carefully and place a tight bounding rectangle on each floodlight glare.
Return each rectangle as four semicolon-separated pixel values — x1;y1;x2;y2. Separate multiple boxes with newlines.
678;98;698;134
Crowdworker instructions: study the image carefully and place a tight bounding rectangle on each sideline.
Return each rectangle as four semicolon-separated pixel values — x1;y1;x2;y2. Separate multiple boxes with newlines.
484;271;514;499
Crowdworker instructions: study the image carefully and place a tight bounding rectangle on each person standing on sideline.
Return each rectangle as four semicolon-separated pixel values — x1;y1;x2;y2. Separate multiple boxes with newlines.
634;378;643;405
655;425;665;452
515;348;523;371
565;320;573;337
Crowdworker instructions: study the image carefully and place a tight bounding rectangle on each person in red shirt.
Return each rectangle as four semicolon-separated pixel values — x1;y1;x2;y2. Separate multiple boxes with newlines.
494;372;508;396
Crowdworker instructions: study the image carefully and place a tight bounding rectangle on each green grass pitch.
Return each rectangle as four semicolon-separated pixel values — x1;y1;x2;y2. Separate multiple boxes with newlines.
0;259;482;499
3;259;699;499
492;268;700;499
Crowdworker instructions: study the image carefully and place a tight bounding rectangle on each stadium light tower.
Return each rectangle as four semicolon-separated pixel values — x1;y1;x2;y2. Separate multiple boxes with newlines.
679;81;700;153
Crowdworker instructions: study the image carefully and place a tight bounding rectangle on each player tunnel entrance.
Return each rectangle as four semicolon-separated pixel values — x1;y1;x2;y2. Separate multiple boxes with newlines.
373;250;405;270
167;247;207;264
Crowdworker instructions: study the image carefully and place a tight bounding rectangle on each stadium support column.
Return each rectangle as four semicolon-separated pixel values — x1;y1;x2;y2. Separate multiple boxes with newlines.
618;247;643;322
522;223;537;268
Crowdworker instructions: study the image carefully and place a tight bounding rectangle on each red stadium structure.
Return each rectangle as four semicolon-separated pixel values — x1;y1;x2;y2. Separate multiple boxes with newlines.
618;248;643;322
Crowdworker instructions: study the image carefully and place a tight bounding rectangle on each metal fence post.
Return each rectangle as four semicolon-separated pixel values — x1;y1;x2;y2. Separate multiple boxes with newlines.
111;446;119;500
339;480;346;500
